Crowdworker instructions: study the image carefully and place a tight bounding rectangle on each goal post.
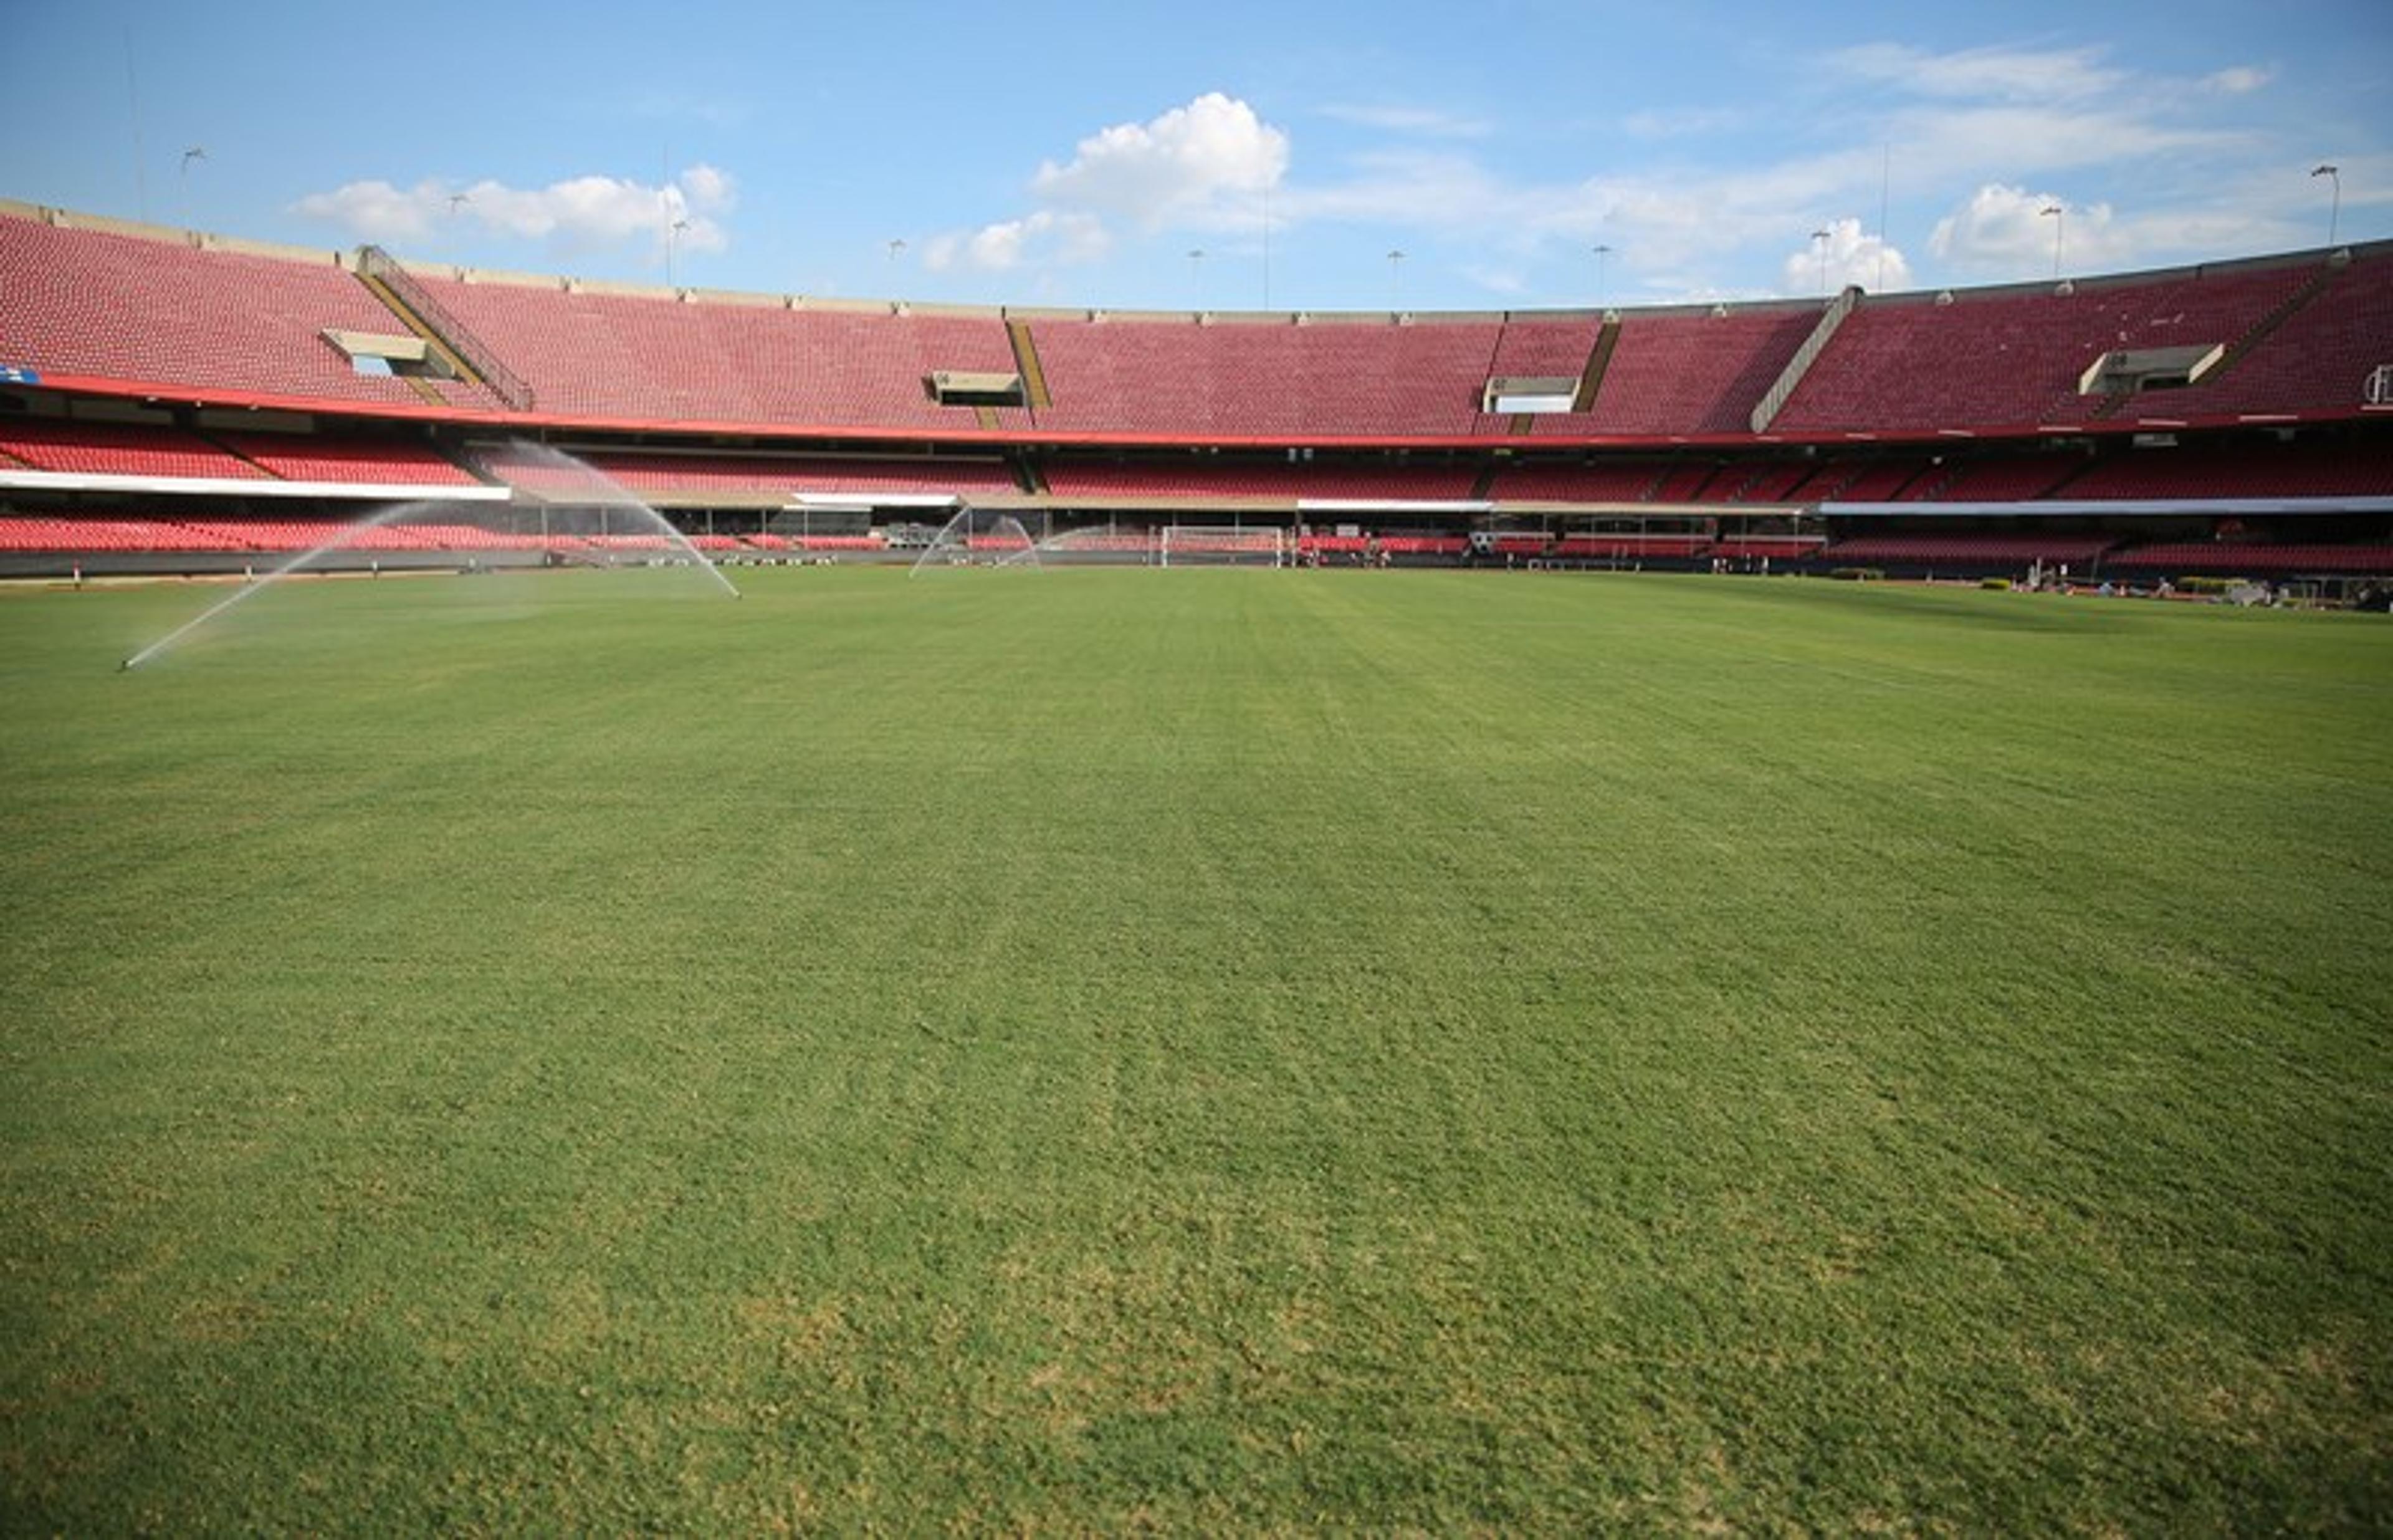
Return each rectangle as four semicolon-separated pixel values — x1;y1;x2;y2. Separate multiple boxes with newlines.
1159;524;1286;568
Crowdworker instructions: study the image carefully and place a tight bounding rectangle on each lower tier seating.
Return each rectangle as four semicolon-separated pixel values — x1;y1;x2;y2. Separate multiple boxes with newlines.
2104;542;2393;574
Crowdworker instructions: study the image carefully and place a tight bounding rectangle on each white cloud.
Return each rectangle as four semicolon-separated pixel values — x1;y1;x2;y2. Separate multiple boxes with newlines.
1923;169;2357;280
1780;217;1913;295
2204;64;2276;95
1321;103;1491;138
1929;184;2127;276
1460;263;1528;296
290;179;444;244
294;166;735;261
1284;149;1514;228
1887;103;2251;180
1620;107;1743;140
1030;92;1289;229
916;93;1282;284
1828;42;2124;103
904;44;2310;305
922;210;1109;273
678;164;737;215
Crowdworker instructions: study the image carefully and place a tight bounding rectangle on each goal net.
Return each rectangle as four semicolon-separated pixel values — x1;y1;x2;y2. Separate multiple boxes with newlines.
1159;525;1286;568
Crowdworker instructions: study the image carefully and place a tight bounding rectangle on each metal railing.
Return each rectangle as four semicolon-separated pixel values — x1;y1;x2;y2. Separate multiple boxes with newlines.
357;245;533;411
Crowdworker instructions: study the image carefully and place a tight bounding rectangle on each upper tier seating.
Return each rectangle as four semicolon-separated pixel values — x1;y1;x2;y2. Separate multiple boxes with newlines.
213;433;482;485
5;203;2386;446
1553;306;1818;437
0;213;495;410
555;451;1016;498
1776;262;2321;433
0;419;268;479
2131;252;2393;419
1479;316;1601;380
417;277;1029;430
1043;460;1476;501
1472;316;1601;434
1025;316;1501;437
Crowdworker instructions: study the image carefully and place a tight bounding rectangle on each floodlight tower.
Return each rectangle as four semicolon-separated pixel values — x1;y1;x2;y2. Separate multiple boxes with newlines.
1387;249;1406;310
1592;243;1612;308
178;145;206;226
667;217;691;287
2313;164;2342;247
1810;227;1831;295
2040;204;2065;280
1188;248;1205;307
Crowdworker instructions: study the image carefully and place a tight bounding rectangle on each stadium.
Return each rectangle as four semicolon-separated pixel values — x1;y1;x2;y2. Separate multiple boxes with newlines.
3;8;2391;1533
1;199;2391;584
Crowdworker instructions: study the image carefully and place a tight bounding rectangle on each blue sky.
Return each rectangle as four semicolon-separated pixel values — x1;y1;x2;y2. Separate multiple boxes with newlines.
3;0;2387;311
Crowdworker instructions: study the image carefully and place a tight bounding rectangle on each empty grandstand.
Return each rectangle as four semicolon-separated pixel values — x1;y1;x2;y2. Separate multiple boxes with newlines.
1;197;2387;585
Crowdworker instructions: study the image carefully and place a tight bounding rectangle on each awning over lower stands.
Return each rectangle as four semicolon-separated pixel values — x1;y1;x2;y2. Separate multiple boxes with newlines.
787;492;961;510
1299;498;1495;514
0;470;510;500
1822;495;2393;517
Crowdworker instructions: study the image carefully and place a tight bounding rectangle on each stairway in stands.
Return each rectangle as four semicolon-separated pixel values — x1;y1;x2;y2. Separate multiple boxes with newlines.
1007;318;1054;421
351;269;482;406
354;247;535;411
2091;260;2343;419
1562;318;1622;429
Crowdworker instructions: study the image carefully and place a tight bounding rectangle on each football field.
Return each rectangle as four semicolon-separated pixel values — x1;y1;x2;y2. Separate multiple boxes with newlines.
2;566;2387;1531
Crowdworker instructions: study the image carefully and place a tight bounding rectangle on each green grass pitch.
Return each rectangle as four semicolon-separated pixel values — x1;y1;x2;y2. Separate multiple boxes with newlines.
2;566;2388;1531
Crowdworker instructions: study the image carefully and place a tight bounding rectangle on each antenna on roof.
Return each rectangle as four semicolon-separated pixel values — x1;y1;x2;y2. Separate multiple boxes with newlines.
123;26;149;222
1876;144;1891;293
